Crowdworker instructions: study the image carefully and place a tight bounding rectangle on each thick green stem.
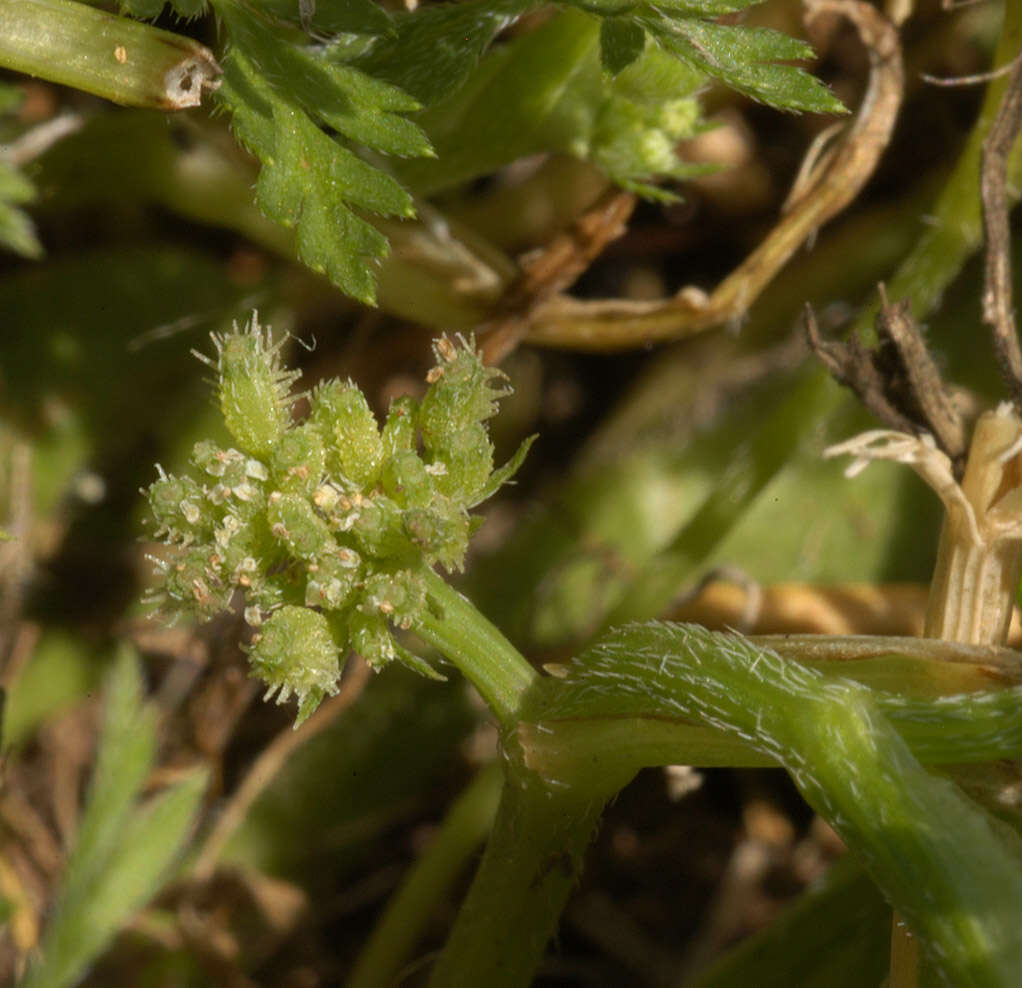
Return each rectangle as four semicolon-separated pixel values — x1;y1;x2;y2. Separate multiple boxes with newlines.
417;567;538;727
532;623;1022;987
426;770;613;988
347;762;504;988
0;0;220;110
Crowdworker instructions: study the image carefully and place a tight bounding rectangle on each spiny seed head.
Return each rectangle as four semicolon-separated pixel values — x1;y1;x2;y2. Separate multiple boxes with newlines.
147;320;532;724
309;380;384;490
248;606;340;726
196;315;300;460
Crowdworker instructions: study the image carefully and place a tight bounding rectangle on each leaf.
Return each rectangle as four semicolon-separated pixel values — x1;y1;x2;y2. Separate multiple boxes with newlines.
355;0;528;106
22;774;206;988
20;648;206;988
222;5;427;157
61;648;157;892
119;0;208;18
470;434;537;507
599;16;646;75
642;16;845;114
211;0;431;302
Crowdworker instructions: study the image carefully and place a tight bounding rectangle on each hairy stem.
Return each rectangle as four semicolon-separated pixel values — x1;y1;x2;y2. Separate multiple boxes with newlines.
417;567;538;727
426;770;611;988
530;624;1022;987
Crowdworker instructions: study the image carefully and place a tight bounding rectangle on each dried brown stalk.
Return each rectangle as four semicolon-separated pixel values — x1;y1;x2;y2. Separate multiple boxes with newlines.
480;189;636;364
805;286;967;467
516;0;903;351
981;52;1022;408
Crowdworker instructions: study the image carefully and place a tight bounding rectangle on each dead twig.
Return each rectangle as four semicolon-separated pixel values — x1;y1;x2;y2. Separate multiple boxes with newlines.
520;0;903;351
805;287;966;468
921;49;1022;88
480;189;636;364
981;51;1022;408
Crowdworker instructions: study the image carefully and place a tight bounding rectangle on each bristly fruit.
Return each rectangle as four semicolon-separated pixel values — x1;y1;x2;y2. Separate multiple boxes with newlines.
145;316;532;725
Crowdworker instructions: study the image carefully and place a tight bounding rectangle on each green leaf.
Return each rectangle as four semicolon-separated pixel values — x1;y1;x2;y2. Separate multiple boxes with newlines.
63;647;157;890
221;4;427;157
20;648;206;988
211;0;430;302
643;16;845;114
470;434;537;507
599;15;646;75
354;0;527;106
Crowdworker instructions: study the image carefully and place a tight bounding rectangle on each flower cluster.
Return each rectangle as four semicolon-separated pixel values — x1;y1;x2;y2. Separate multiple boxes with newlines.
145;317;531;723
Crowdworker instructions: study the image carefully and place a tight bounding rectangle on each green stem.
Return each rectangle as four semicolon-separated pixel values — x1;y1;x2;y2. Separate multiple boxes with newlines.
347;762;504;988
520;667;1022;786
417;567;538;727
426;770;613;988
534;623;1022;987
0;0;220;110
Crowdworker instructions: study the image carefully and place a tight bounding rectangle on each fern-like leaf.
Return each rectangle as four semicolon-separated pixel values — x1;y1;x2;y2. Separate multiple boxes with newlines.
119;0;208;18
354;0;528;106
210;0;432;303
640;14;845;114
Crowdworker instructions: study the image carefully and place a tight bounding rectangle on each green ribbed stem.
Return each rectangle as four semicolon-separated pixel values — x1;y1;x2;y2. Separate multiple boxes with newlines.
0;0;220;109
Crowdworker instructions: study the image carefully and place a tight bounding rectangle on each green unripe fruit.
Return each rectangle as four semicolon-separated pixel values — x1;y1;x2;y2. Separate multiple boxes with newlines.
404;503;471;571
350;493;411;561
248;606;341;726
202;319;299;460
380;450;433;508
147;471;207;543
164;547;230;619
430;424;494;501
305;550;360;610
419;337;507;444
362;569;426;629
381;395;417;457
267;491;335;561
310;380;384;490
271;424;326;494
349;610;396;669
